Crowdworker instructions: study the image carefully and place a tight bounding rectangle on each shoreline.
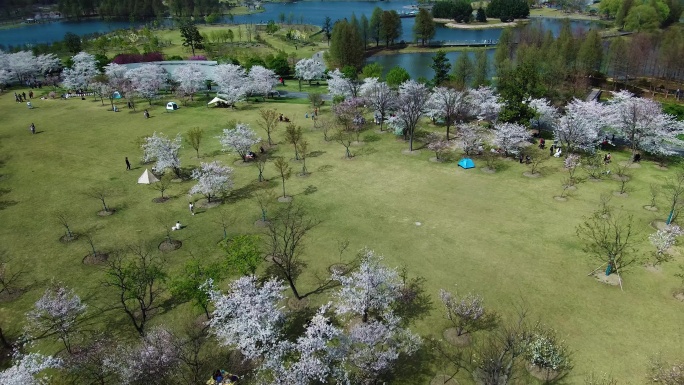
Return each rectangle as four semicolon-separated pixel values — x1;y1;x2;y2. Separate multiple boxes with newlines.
367;44;491;57
434;17;528;29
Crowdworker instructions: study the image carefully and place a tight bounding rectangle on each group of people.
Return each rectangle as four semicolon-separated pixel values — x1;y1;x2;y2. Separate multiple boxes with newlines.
278;113;291;122
14;91;31;102
304;108;318;120
212;370;239;384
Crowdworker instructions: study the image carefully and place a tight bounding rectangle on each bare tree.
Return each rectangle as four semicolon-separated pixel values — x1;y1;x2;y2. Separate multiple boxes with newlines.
663;170;684;224
55;210;77;241
284;123;303;160
264;202;320;299
85;186;113;214
150;174;173;202
256;157;267;182
215;207;235;239
577;209;637;289
522;146;548;175
319;117;334;142
255;189;277;224
334;128;355;159
259;109;280;146
274;157;292;199
103;245;167;336
297;140;310;176
308;92;323;109
185;127;204;158
0;250;27;297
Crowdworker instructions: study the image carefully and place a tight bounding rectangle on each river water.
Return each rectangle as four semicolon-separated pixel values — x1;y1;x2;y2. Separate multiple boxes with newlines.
0;0;599;48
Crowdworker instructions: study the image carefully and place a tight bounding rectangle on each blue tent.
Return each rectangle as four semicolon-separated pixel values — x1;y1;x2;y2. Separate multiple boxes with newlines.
458;158;475;169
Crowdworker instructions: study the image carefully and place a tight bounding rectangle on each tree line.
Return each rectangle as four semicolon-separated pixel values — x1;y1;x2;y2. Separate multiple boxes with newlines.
56;0;220;19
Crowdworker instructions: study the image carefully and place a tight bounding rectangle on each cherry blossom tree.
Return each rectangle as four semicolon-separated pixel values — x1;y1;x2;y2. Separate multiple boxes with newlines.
469;86;502;122
328;68;360;98
360;77;397;132
0;352;62;385
247;65;278;99
36;53;61;75
332;249;403;323
6;51;38;82
0;68;11;86
386;115;407;137
528;97;559;131
104;62;129;90
174;63;205;102
428;87;471;141
439;289;485;336
212;63;247;106
606;90;684;155
62;52;99;91
649;225;682;265
125;64;168;105
217;123;261;161
189;161;234;203
396;80;431;151
24;283;87;354
205;276;286;360
460;123;485;156
106;327;180;385
295;58;326;86
333;97;366;141
493;122;530;155
554;99;605;152
141;132;182;176
426;132;451;160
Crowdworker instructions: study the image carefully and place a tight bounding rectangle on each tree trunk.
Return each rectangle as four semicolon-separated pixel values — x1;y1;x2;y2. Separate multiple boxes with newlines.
286;276;301;299
281;177;286;197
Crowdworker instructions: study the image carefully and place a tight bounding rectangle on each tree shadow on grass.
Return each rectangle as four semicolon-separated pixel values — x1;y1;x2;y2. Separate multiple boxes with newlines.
281;306;317;341
308;150;326;157
386;344;437;385
224;181;276;204
0;200;18;210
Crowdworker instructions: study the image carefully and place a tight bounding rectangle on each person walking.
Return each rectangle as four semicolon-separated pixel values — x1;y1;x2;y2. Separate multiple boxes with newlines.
29;123;35;134
22;92;27;100
189;202;195;216
125;157;131;170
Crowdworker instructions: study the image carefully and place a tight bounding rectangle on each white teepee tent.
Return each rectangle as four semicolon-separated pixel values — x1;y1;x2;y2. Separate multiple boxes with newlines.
138;169;160;184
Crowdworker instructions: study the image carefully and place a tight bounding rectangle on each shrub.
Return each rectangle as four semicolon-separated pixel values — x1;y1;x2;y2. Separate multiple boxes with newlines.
111;52;164;64
188;55;208;61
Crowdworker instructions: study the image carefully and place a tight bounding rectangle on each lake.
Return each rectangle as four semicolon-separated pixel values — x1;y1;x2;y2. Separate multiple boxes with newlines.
366;49;496;80
0;0;600;48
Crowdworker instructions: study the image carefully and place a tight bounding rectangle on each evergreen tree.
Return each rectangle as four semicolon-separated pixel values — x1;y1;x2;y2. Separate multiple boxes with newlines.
473;49;490;87
329;19;365;69
380;10;402;47
494;28;514;72
615;0;634;29
577;29;603;74
322;16;333;45
180;21;204;56
476;7;487;22
414;8;436;45
453;53;473;89
361;15;370;50
431;50;451;86
370;7;383;47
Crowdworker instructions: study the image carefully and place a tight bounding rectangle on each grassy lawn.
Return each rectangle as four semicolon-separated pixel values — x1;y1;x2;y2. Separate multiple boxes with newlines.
0;88;683;383
529;7;602;20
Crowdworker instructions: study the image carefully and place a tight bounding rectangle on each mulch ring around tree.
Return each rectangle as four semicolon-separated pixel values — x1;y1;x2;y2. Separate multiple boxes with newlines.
613;191;629;198
277;196;293;203
198;200;221;209
523;172;541;178
287;297;310;311
612;174;630;182
297;172;311;178
97;209;115;216
429;157;444;163
651;220;670;230
443;328;472;347
619;161;641;169
0;289;25;302
644;263;662;274
59;233;79;243
254;219;270;227
480;167;496;174
152;197;170;203
655;165;669;170
553;196;568;202
526;363;560;382
233;159;253;167
328;263;349;275
591;271;621;286
82;252;109;265
643;205;658;211
673;290;684;302
430;375;459;385
158;239;182;252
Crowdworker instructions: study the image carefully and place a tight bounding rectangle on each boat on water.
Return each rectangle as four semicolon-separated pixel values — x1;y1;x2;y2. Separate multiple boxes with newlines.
398;10;418;18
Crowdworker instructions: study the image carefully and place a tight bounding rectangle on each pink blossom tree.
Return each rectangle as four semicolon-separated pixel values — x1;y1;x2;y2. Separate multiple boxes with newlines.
174;63;205;102
189;161;234;203
212;64;247;106
359;77;397;132
396;80;431;151
247;65;278;99
493;122;530;156
62;52;99;91
428;87;472;141
105;327;179;384
439;289;485;336
125;64;168;105
554;99;605;153
0;352;62;385
469;86;502;122
216;122;261;161
24;283;86;354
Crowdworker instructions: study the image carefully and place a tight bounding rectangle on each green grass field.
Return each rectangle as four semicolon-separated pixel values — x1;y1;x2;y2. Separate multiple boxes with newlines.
0;88;683;384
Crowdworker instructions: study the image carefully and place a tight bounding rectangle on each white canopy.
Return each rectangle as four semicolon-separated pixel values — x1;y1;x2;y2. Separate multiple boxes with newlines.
138;169;159;184
207;97;228;105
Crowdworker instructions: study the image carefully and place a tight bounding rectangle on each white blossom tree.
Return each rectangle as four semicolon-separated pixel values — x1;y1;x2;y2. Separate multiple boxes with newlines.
360;77;397;132
606;90;684;155
217;122;261;161
247;65;278;99
428;87;472;141
6;51;38;82
439;289;485;336
460;123;486;156
62;52;99;91
212;64;247;106
0;68;11;86
295;58;326;85
493;122;531;155
36;53;61;75
189;161;234;202
528;97;559;131
0;352;62;385
554;99;605;152
104;63;129;90
469;86;502;122
24;284;87;354
332;249;403;323
328;68;360;98
649;225;683;265
174;63;205;102
105;327;179;385
396;80;431;151
206;276;286;360
141;132;182;176
125;64;168;105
